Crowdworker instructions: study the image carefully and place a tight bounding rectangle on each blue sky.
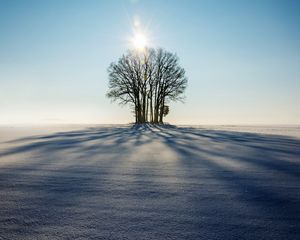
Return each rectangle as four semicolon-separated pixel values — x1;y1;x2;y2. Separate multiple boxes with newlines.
1;0;300;124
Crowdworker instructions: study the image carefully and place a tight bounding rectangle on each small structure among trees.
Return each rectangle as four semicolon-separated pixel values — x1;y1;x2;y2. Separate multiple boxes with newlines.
107;48;187;124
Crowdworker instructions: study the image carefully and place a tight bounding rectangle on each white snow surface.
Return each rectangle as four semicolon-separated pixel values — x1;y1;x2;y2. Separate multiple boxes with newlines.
0;124;300;239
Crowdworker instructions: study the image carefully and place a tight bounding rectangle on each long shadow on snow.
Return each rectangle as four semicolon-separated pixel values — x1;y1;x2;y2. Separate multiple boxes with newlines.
0;124;300;239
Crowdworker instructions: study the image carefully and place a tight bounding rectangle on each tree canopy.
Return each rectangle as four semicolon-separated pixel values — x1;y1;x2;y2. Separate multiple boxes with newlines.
107;48;187;124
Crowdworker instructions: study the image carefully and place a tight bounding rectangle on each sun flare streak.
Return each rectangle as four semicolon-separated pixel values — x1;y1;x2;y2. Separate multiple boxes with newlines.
128;17;152;51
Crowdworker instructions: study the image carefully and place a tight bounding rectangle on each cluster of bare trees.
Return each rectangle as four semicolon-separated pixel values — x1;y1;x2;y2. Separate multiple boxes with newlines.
107;48;187;124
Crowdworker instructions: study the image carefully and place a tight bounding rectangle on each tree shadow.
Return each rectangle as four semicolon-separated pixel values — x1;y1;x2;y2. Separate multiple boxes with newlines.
0;124;299;239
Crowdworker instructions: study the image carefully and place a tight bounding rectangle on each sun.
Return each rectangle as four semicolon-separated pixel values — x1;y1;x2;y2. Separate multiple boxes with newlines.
131;32;148;50
128;17;152;51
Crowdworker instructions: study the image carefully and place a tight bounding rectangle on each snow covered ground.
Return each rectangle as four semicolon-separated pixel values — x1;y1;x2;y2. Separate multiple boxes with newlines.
0;124;300;239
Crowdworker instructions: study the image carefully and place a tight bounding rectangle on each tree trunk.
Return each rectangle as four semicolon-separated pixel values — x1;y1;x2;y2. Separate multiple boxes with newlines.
143;92;146;123
159;97;165;123
137;96;142;123
154;102;159;123
135;105;138;123
146;95;149;122
150;94;153;122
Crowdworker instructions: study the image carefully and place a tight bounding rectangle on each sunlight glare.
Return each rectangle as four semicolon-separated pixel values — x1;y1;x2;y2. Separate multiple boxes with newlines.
131;32;148;50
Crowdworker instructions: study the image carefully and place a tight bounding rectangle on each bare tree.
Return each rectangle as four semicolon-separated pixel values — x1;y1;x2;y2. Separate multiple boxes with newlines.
107;48;187;124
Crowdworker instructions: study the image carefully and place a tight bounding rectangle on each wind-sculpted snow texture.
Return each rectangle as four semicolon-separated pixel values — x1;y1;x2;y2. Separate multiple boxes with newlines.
0;125;300;239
